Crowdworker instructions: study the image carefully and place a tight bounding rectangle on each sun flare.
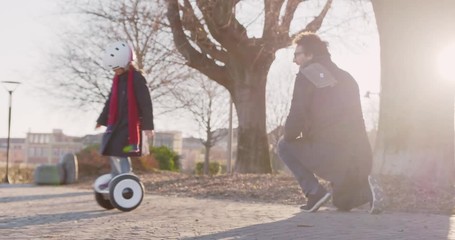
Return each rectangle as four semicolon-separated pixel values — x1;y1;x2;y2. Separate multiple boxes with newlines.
437;44;455;81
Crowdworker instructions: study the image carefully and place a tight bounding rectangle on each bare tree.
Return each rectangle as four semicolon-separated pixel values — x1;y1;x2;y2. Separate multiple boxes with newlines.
173;74;229;175
167;0;333;173
371;0;455;190
266;49;295;172
47;0;188;115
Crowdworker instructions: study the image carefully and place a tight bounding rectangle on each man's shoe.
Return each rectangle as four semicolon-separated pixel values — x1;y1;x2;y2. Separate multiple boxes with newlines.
368;175;385;214
301;187;331;213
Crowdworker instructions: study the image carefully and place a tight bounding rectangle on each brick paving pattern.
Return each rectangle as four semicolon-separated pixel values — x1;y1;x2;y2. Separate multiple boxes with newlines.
1;184;454;240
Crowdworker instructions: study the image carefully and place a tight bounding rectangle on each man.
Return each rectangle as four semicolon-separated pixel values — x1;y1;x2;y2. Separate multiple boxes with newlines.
277;32;384;214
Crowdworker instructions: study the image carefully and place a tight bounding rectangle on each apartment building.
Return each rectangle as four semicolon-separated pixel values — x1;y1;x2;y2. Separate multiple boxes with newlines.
0;138;26;165
25;129;84;165
0;129;214;169
153;131;183;154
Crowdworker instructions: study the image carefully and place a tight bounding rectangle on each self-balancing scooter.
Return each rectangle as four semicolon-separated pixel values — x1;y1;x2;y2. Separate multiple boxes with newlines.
93;173;144;212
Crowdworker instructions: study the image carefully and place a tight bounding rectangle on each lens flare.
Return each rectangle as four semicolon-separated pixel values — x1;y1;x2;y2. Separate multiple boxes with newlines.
437;44;455;81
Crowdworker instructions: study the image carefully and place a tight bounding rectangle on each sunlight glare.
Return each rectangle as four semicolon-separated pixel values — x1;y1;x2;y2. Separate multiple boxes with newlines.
437;43;455;81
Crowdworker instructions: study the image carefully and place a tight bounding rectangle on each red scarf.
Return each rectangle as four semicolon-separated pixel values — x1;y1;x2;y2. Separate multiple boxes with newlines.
107;65;140;147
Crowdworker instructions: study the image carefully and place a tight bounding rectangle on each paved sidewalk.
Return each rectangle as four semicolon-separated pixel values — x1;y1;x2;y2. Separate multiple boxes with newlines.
0;184;454;240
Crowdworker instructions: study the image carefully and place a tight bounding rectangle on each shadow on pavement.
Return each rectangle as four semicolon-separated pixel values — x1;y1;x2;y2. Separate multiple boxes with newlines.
0;210;121;229
0;191;92;203
181;211;453;240
0;184;35;188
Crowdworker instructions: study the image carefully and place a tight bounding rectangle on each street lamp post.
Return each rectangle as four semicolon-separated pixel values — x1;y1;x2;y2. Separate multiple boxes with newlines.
227;97;233;174
2;81;21;184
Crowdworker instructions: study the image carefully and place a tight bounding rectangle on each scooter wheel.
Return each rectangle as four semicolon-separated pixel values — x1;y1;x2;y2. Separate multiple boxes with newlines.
94;191;114;210
109;174;144;212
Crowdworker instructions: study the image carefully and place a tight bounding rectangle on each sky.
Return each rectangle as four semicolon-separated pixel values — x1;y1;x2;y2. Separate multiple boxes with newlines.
0;0;380;139
0;0;124;139
0;0;84;138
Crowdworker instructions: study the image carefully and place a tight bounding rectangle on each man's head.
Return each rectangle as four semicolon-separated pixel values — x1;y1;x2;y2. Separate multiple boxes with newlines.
103;41;133;75
292;32;330;66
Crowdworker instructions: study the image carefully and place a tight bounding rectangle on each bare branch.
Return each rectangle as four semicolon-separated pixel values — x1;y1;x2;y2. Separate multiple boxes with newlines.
167;0;231;89
47;0;189;114
293;0;333;37
263;0;286;39
195;0;248;50
180;0;228;63
279;0;304;35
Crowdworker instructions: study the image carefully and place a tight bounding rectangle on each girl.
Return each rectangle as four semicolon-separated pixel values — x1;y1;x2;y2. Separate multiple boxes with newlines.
96;41;154;187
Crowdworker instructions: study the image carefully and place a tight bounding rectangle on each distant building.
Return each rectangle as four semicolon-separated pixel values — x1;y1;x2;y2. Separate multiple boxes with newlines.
153;131;183;154
25;129;84;165
180;137;204;172
213;128;238;157
178;128;238;172
1;128;240;169
1;129;84;166
0;138;26;165
210;128;238;169
80;134;103;146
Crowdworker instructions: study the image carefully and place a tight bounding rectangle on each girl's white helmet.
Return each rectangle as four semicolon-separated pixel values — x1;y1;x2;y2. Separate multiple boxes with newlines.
102;41;133;70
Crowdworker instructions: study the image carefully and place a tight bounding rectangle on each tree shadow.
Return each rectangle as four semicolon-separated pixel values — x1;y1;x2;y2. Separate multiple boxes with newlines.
181;210;453;239
0;210;120;229
0;191;92;203
0;185;116;229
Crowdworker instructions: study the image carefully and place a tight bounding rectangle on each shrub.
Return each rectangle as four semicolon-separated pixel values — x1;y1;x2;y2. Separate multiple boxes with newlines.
151;146;180;171
132;154;159;173
76;144;160;177
76;144;110;177
0;165;34;183
195;161;222;175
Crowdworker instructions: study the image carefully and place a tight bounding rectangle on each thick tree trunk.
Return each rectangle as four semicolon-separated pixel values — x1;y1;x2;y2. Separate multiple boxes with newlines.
166;0;332;174
372;0;455;189
232;71;272;173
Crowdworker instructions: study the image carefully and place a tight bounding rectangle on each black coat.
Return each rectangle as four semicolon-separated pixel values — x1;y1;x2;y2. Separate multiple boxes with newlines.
97;69;154;157
284;56;372;209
